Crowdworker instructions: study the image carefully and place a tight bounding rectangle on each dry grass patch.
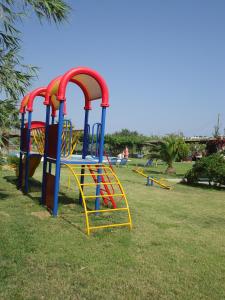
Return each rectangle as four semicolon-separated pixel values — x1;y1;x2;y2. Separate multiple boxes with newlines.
31;211;50;219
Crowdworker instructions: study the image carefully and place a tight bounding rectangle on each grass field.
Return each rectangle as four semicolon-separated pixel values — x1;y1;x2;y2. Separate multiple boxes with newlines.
0;161;225;299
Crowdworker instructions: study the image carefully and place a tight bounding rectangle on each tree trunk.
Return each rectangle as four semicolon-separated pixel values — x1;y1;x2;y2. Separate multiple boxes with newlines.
165;163;176;174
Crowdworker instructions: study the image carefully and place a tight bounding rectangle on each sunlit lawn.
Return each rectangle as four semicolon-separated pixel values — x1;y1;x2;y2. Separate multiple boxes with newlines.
130;158;194;178
0;162;225;299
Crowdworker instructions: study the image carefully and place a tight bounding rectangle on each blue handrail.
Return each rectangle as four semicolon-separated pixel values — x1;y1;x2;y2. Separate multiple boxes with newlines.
91;122;102;158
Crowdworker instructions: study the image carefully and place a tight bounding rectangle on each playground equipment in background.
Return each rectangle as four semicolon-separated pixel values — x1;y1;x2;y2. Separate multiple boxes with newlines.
18;66;132;235
133;167;171;190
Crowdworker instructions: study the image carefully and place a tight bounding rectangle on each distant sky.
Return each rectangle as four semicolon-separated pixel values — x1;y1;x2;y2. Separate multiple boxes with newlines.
19;0;225;136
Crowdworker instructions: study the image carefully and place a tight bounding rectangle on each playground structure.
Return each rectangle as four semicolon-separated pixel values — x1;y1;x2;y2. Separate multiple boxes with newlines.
18;89;81;191
18;90;84;191
18;67;132;235
133;167;171;190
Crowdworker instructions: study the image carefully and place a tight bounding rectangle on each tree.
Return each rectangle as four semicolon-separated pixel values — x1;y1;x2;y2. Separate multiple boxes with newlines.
0;99;20;148
105;129;148;156
148;135;181;174
0;0;70;147
189;142;206;155
176;137;190;161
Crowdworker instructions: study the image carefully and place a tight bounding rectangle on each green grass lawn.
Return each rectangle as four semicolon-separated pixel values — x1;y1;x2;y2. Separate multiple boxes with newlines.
129;158;194;178
0;162;225;299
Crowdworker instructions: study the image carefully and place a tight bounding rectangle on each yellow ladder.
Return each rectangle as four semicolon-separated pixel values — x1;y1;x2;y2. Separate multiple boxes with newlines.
32;127;45;155
64;164;132;235
61;129;83;158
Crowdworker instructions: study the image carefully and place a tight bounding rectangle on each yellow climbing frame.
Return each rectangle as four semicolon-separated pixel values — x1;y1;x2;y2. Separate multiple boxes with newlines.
61;129;83;158
64;163;132;235
32;127;82;157
31;127;45;155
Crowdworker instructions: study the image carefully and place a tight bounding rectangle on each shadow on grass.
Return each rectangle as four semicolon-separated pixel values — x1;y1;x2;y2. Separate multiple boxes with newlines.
58;193;80;205
4;175;42;191
4;175;42;204
0;191;11;200
4;175;82;205
179;181;225;191
4;175;19;187
2;175;88;234
59;215;86;236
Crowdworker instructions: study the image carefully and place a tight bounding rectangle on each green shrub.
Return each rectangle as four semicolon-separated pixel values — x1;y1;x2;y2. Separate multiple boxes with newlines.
185;153;225;186
177;140;190;161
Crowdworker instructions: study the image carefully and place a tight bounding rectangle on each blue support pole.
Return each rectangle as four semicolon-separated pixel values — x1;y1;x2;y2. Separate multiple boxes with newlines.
87;124;90;154
90;123;101;157
146;176;153;186
82;110;90;158
79;109;89;205
52;101;64;216
151;177;154;186
48;115;55;174
41;105;51;204
63;120;67;157
96;123;101;157
24;111;32;193
68;119;73;157
95;108;107;210
18;112;25;189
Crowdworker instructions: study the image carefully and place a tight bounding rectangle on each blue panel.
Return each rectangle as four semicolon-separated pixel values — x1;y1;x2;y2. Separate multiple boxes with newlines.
95;108;107;210
79;110;90;205
18;113;25;189
41;105;50;204
52;102;64;216
24;111;32;193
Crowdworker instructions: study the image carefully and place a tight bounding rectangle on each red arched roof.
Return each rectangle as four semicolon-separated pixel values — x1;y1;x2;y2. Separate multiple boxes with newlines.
19;93;31;113
25;121;46;129
58;67;109;107
44;67;109;114
27;87;47;112
19;87;47;113
44;76;62;117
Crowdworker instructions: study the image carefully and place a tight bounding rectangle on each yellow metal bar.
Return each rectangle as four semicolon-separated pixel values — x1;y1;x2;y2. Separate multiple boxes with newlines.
87;163;132;229
63;163;132;235
70;165;112;170
67;130;83;158
80;182;118;186
133;168;148;178
89;223;131;230
61;131;66;154
69;164;103;169
32;128;45;155
133;168;171;190
84;193;124;199
64;164;91;235
72;173;98;176
87;207;128;214
112;169;132;229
